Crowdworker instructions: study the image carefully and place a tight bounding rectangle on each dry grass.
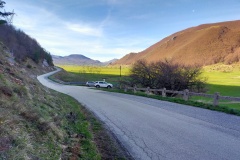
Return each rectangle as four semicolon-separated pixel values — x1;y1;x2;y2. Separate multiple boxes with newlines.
114;20;240;66
0;43;129;159
0;44;69;159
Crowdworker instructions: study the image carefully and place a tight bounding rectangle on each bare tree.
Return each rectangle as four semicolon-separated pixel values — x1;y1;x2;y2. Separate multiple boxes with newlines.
129;59;206;92
130;60;155;87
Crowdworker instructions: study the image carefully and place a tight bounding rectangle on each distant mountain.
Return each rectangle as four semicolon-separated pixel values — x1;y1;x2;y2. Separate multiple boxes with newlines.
52;54;118;66
53;54;102;66
102;58;118;65
113;20;240;66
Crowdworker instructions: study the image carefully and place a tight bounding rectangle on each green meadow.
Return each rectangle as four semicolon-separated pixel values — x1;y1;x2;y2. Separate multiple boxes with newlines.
56;65;130;86
59;65;130;75
197;64;240;109
57;64;240;110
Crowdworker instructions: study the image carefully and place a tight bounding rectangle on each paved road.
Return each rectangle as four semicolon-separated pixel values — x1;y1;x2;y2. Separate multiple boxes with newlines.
38;69;240;160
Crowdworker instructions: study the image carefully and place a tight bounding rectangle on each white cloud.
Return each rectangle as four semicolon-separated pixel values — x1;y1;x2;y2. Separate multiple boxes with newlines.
66;23;103;37
6;0;154;61
13;4;55;24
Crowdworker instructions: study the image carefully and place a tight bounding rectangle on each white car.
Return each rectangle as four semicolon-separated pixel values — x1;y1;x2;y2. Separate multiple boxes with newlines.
94;81;113;88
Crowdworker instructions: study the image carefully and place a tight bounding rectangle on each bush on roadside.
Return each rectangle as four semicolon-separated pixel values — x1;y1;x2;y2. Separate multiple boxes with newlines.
129;59;206;93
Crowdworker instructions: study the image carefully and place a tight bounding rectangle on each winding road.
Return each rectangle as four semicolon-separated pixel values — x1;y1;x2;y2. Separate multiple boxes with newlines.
38;69;240;160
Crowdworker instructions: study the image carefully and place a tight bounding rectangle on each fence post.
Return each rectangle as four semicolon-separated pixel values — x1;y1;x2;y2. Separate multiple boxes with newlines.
133;85;137;93
213;92;220;106
124;85;127;92
146;87;150;95
183;89;189;101
162;88;166;97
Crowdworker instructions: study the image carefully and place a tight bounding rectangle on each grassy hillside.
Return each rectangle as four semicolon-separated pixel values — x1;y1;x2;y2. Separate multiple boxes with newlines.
114;20;240;66
0;44;129;159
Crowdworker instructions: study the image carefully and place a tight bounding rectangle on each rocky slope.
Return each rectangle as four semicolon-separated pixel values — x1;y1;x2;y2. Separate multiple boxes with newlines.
114;20;240;66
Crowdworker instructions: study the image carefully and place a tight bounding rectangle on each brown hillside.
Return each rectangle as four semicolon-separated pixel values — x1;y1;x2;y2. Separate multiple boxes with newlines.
114;20;240;66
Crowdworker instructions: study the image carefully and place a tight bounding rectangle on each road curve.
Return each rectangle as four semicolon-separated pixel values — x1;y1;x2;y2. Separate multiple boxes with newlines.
38;69;240;160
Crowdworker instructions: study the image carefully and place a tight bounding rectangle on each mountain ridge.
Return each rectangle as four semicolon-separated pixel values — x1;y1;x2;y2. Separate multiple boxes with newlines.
0;25;53;66
113;20;240;66
52;54;118;66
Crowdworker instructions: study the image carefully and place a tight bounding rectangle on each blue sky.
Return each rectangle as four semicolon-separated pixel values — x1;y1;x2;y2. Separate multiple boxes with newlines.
5;0;240;61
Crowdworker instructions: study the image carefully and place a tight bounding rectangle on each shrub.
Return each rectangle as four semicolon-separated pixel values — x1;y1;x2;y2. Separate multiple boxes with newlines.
0;86;12;97
129;59;206;92
26;64;32;69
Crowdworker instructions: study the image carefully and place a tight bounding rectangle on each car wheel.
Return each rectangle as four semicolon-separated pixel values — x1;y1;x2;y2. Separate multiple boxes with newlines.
96;85;100;88
107;85;112;89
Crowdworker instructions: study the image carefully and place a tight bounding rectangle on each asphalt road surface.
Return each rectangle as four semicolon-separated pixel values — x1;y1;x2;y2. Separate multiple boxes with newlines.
38;69;240;160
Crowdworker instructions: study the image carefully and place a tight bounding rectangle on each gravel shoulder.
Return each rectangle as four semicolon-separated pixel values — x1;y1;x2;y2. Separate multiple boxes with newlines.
81;104;134;160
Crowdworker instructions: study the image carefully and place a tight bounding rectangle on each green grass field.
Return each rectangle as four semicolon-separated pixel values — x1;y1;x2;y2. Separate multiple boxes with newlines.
56;65;130;87
59;65;130;75
197;64;240;109
57;64;240;110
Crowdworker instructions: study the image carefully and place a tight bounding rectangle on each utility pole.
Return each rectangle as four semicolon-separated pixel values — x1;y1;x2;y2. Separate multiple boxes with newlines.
119;65;122;89
120;65;122;77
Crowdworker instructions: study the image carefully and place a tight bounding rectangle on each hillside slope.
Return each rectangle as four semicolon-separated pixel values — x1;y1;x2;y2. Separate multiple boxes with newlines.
0;43;62;158
114;20;240;66
0;24;53;66
0;43;130;159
